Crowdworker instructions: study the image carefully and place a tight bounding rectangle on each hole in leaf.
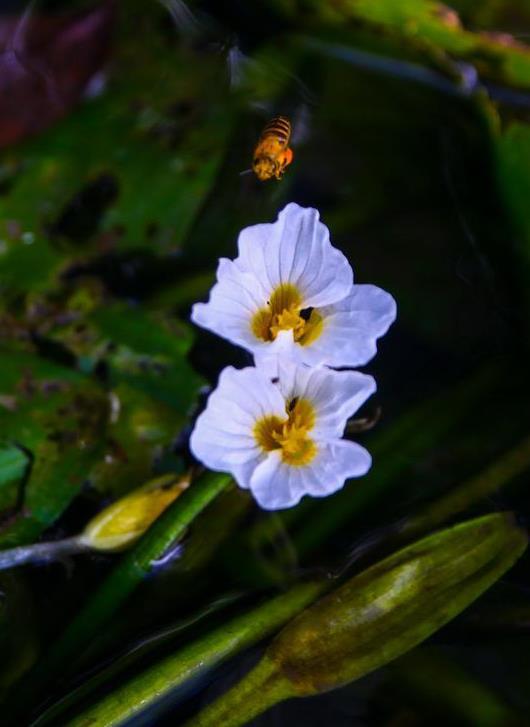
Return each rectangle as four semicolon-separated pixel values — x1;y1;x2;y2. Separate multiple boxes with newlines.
48;172;119;243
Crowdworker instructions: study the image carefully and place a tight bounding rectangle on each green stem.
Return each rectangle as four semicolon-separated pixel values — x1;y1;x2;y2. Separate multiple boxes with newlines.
187;656;292;727
8;470;231;721
64;579;327;727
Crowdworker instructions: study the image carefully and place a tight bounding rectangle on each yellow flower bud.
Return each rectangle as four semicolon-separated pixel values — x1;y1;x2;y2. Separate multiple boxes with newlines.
81;473;189;552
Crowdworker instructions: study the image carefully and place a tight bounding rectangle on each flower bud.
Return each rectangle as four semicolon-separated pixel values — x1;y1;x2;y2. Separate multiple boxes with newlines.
190;513;527;727
81;473;189;552
268;512;526;696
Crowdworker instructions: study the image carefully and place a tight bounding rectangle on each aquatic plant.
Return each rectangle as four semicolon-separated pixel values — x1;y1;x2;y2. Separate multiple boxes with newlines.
1;1;530;725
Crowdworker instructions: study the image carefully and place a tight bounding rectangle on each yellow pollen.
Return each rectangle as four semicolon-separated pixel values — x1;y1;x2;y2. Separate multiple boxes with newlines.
251;283;324;346
253;397;317;466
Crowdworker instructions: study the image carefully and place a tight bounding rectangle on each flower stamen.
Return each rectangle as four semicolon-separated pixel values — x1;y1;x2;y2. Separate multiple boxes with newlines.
251;283;324;346
253;397;317;466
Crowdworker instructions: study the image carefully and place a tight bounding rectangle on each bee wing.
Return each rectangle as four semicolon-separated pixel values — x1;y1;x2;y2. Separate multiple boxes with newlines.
290;103;312;145
227;45;262;89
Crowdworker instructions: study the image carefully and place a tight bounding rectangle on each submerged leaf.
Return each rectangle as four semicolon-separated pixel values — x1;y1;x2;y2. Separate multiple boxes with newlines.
0;381;108;548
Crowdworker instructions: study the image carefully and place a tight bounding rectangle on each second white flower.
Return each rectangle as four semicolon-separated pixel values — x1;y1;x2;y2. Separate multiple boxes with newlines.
190;362;375;510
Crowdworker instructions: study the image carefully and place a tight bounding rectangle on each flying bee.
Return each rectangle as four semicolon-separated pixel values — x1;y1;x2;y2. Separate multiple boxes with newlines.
252;116;294;181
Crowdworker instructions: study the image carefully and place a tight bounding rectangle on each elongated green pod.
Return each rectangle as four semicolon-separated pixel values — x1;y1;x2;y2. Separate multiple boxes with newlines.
190;513;527;727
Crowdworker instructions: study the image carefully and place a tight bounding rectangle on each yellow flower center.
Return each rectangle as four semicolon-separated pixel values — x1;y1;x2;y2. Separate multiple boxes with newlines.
253;397;317;466
251;283;324;346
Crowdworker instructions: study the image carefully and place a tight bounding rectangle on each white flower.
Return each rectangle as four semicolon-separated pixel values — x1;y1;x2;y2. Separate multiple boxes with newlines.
190;362;375;510
191;203;396;370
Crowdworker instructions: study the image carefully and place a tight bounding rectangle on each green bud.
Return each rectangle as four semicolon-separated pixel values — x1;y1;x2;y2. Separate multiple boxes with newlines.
190;513;527;727
80;473;189;552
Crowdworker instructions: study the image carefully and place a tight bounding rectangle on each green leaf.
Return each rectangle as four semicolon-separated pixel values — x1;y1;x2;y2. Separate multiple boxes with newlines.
0;378;108;548
0;1;233;304
60;579;328;727
0;443;28;490
89;304;203;411
0;443;30;516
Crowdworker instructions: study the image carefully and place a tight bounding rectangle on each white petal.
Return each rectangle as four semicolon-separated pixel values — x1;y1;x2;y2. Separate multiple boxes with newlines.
249;451;305;510
189;366;285;488
274;363;376;438
300;440;372;497
304;284;397;368
248;439;372;510
237;203;353;307
191;205;364;364
252;330;303;373
191;260;266;352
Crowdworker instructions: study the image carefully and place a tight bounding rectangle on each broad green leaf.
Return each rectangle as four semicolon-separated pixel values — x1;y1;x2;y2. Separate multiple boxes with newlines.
0;1;233;304
0;443;28;489
88;305;203;411
0;374;108;548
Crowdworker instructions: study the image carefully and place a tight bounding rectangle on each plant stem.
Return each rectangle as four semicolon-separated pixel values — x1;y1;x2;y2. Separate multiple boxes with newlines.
186;656;292;727
0;536;87;570
8;470;231;722
64;579;327;727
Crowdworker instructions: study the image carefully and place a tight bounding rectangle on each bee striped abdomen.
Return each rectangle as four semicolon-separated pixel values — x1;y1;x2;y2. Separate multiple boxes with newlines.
252;116;294;182
260;116;291;144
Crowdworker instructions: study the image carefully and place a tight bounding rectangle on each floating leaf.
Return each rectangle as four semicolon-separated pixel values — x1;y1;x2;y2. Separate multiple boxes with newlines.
0;443;28;484
0;1;233;303
0;375;108;548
